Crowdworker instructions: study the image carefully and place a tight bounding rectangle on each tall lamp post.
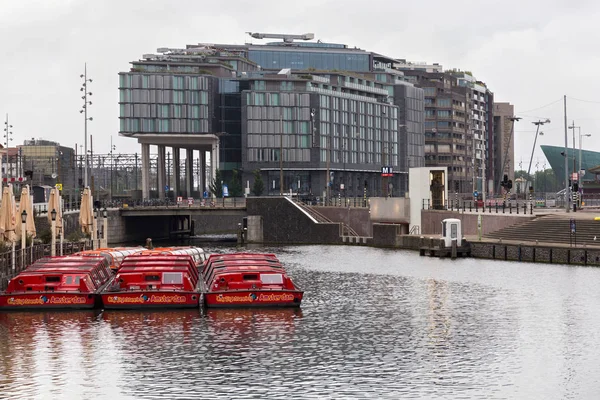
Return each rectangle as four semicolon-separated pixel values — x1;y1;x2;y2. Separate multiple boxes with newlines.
527;119;550;206
80;64;93;187
110;139;116;201
568;122;580;180
21;210;26;266
3;114;13;186
580;132;591;206
50;209;57;257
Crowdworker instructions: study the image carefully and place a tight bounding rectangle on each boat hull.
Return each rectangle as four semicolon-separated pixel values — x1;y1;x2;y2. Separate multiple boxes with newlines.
204;290;303;308
101;291;200;309
0;293;96;310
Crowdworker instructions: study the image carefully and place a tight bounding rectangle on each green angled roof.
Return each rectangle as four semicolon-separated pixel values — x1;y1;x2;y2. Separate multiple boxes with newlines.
541;145;600;182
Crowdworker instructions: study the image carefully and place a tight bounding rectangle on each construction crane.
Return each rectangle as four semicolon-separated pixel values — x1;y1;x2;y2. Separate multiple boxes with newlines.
246;32;314;43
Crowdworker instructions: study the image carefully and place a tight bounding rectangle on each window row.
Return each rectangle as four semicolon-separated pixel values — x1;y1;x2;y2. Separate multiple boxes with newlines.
246;92;310;107
246;106;312;121
247;148;311;163
119;89;209;105
248;50;370;72
119;74;209;90
247;134;311;149
247;120;310;135
120;104;209;119
119;118;209;133
319;95;399;118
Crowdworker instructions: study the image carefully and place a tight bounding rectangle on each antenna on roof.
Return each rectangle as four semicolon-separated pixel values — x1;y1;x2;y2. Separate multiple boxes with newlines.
246;32;314;43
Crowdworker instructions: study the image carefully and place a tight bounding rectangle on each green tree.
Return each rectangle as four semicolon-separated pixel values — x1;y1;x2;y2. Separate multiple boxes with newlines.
209;169;223;198
229;169;244;197
251;169;265;196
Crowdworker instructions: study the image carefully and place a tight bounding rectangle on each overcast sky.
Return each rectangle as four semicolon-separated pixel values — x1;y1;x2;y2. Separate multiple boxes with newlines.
1;0;599;171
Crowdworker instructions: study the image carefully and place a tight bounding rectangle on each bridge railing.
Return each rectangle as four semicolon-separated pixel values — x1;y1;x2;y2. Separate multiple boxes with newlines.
118;197;247;209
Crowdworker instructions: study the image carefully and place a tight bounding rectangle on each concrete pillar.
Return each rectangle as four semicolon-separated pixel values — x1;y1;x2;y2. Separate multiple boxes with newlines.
201;150;207;195
246;216;263;243
185;148;193;198
211;140;220;198
157;145;166;200
173;147;180;198
141;143;150;200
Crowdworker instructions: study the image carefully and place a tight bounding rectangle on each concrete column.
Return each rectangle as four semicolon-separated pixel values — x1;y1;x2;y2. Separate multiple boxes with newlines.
201;150;207;195
157;145;166;200
185;148;193;198
173;147;180;198
141;143;150;200
212;140;220;198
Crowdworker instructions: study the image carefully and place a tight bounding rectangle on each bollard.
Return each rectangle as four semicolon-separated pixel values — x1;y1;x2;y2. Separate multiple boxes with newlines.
530;203;533;215
145;238;154;249
509;203;512;214
502;203;505;214
516;203;519;214
451;239;457;259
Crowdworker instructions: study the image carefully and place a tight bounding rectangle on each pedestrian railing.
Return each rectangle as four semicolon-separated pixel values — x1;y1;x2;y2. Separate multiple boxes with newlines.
422;198;535;215
0;242;88;292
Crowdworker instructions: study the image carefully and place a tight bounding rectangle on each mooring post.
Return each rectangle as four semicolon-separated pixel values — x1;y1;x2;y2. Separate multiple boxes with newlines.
451;239;457;259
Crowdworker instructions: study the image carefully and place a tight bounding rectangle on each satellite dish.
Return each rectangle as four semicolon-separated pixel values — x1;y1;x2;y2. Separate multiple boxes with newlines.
51;173;57;179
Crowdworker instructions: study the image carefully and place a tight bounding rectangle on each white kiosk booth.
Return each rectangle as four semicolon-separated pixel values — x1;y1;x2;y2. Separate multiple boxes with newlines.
441;218;462;247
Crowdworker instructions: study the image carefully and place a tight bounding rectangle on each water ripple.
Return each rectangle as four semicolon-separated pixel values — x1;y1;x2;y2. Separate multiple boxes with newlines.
2;245;600;398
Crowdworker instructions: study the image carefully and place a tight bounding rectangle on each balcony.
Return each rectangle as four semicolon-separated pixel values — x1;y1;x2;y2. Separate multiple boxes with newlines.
342;81;390;96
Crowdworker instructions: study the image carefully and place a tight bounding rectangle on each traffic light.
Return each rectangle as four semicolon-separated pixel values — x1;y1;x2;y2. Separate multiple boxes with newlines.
507;180;512;190
573;182;579;192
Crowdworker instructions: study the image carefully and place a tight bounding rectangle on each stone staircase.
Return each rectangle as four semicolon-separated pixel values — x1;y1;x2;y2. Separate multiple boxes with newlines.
484;214;600;246
294;201;359;237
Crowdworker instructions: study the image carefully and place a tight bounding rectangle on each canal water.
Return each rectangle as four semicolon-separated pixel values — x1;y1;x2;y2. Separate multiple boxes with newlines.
1;244;600;399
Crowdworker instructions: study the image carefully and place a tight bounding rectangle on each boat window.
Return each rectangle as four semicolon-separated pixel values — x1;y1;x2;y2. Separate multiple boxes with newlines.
75;277;81;285
243;274;259;281
45;276;60;282
145;275;160;281
162;272;183;285
261;274;284;284
65;276;73;285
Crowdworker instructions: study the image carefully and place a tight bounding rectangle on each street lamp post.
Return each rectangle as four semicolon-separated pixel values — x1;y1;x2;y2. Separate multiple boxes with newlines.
50;209;57;257
93;208;98;250
21;210;26;267
527;119;550;207
580;132;591;207
279;113;284;196
80;63;93;187
3;114;14;193
102;208;108;248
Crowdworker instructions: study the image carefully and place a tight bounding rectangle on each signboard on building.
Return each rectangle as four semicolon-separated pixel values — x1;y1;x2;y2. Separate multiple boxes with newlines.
381;166;394;177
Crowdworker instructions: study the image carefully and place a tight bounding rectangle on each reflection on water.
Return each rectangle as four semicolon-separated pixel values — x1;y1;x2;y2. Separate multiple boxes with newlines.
2;245;600;399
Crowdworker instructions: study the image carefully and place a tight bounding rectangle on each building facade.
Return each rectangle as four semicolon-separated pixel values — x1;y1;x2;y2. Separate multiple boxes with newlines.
119;33;425;200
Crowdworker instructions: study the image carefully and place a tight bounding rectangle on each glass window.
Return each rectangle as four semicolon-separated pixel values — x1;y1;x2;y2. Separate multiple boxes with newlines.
270;93;279;106
173;105;182;118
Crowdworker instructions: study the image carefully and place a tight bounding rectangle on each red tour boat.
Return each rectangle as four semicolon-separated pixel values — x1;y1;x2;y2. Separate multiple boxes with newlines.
100;254;201;309
0;255;112;310
201;253;303;308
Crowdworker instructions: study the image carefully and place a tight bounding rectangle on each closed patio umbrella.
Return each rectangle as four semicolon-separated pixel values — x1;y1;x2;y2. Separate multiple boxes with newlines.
16;185;36;240
0;185;17;243
0;185;18;269
79;187;93;235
